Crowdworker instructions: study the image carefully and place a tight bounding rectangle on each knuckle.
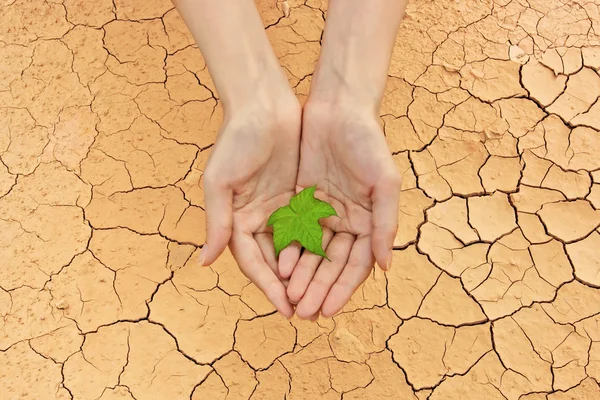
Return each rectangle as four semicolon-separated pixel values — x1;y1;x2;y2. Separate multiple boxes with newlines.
386;169;402;186
202;167;216;183
202;167;220;190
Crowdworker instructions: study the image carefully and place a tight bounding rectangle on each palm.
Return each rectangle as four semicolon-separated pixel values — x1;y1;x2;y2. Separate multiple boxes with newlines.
299;118;383;235
213;119;298;233
286;106;401;319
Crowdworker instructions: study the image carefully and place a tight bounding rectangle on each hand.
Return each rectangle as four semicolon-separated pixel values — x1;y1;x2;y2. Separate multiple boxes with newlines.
200;93;301;318
172;0;305;318
283;101;402;319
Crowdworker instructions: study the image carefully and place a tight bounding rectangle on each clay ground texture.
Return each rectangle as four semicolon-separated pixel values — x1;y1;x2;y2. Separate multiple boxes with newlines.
1;0;600;399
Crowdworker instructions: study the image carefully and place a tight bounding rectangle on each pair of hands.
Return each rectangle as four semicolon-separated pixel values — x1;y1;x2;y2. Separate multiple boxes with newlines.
172;0;406;319
199;90;401;320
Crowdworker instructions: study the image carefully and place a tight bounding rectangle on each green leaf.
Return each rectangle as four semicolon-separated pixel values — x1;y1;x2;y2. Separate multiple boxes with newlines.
267;186;337;259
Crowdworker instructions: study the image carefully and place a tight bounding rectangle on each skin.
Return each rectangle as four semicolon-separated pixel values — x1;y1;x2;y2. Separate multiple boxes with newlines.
172;0;408;319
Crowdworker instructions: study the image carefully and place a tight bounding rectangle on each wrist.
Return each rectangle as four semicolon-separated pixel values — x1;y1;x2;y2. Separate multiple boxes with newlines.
223;85;301;134
304;86;381;126
302;97;381;140
308;62;384;117
220;66;295;117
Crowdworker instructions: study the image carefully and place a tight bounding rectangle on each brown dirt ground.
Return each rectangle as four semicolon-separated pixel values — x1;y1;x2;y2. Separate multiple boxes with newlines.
1;0;600;399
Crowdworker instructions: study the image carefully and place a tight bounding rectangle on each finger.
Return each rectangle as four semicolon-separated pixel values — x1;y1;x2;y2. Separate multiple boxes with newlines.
201;176;233;266
321;236;375;318
255;233;290;288
372;170;401;271
295;232;355;319
230;230;294;318
287;227;334;304
309;312;319;322
278;242;302;279
254;233;279;275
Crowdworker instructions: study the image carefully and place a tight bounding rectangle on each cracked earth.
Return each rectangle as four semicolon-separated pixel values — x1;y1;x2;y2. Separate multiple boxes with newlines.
1;0;600;398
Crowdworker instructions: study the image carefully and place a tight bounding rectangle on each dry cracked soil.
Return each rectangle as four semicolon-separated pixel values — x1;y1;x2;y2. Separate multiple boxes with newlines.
1;0;600;399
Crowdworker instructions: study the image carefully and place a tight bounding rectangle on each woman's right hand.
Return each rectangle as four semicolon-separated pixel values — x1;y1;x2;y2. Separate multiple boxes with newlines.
172;0;305;318
200;91;302;318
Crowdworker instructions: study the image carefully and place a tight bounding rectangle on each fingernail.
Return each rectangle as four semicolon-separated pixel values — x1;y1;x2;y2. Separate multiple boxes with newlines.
386;250;393;271
198;246;207;266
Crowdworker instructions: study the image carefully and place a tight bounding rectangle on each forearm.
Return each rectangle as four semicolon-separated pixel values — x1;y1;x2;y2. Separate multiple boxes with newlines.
309;0;408;114
172;0;291;113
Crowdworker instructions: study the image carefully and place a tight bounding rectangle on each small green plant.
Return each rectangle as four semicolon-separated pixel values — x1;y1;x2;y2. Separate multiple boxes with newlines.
267;186;337;259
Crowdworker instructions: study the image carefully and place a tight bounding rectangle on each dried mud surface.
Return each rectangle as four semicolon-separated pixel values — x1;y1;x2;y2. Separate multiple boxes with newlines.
1;0;600;399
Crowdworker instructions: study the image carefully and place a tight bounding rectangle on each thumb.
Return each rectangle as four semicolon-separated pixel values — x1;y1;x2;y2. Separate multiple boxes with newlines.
371;171;401;271
200;178;233;266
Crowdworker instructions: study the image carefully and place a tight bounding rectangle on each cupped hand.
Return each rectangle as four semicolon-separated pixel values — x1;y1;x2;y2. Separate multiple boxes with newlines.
282;101;402;319
200;93;301;318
